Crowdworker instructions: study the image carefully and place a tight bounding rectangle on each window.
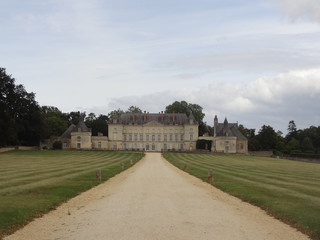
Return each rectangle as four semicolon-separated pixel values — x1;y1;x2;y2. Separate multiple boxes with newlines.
164;135;167;141
134;134;138;141
169;134;172;141
164;144;167;151
77;136;81;142
181;134;184;141
123;135;127;141
146;144;150;151
140;134;143;141
176;134;179;141
190;128;193;133
190;134;193;141
98;142;101;148
158;135;161;141
129;134;132;141
152;144;155;150
146;135;149;141
77;143;81;149
152;135;155;141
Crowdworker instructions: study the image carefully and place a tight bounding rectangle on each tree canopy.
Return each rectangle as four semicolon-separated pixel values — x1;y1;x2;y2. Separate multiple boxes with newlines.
165;100;208;135
0;68;42;146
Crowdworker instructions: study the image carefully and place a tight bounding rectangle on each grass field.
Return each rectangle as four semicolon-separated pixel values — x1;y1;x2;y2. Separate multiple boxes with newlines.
0;150;144;238
163;153;320;240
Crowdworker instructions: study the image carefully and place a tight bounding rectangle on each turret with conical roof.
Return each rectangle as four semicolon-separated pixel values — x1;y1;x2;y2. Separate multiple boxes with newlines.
214;115;218;137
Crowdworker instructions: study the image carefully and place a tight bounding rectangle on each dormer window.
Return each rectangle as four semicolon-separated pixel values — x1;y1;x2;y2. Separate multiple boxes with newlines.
78;128;81;132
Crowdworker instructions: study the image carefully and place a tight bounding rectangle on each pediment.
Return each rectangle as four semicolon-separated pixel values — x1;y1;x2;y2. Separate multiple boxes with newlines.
143;121;163;126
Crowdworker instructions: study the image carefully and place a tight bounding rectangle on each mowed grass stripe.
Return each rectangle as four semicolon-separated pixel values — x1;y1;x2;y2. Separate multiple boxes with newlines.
185;157;320;197
0;152;138;195
0;150;144;238
0;151;132;181
163;153;320;240
179;154;320;193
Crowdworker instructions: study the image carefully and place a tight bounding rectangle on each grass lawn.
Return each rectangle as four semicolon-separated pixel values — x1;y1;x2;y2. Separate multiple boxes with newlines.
163;153;320;240
0;150;144;238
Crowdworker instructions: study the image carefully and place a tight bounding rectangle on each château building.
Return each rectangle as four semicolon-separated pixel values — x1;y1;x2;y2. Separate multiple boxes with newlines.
53;112;247;154
108;111;198;151
200;115;248;153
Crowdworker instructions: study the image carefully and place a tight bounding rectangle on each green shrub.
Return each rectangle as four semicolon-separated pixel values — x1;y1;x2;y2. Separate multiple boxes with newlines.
52;141;62;150
196;139;212;151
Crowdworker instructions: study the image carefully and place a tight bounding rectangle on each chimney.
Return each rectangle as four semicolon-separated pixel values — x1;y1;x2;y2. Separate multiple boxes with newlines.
144;111;147;122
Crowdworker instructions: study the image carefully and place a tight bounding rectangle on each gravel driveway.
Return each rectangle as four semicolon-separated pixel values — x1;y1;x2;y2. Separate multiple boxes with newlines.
5;153;309;240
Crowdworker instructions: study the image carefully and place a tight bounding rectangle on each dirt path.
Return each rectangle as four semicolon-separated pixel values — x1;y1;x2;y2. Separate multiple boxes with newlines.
5;153;309;240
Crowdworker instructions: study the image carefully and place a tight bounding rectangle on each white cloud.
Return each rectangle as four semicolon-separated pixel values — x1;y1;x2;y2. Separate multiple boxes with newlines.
103;68;320;132
276;0;320;22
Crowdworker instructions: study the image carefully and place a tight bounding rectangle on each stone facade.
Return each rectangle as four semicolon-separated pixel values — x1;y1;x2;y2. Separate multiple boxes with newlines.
54;113;247;154
212;115;248;153
59;120;108;150
108;112;198;151
199;116;248;154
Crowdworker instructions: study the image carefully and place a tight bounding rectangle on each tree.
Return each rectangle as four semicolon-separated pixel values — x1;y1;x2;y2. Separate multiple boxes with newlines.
108;108;124;123
66;111;84;125
286;120;297;141
41;106;68;138
86;114;109;136
165;100;206;135
165;101;205;123
0;68;42;146
126;106;142;113
285;138;300;154
301;137;314;153
256;125;278;151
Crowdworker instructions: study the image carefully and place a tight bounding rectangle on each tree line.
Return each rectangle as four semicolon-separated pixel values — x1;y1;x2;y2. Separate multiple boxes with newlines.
1;68;319;156
238;121;320;157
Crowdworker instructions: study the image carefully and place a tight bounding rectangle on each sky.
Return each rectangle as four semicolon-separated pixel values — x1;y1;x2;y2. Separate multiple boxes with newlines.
1;0;320;134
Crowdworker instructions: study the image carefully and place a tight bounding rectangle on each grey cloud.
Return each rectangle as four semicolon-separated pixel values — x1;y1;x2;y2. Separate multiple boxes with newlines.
105;68;320;133
276;0;320;22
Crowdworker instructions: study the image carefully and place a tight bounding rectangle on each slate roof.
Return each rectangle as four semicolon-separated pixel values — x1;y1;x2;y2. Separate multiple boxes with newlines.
215;118;247;140
60;124;76;138
114;112;197;125
59;120;91;138
72;120;91;132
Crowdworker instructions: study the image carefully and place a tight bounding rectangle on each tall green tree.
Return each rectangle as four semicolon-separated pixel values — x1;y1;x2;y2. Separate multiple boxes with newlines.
108;108;124;123
126;106;142;113
66;111;84;125
286;120;297;141
0;68;42;146
41;106;68;138
85;113;108;136
165;100;206;135
256;125;278;151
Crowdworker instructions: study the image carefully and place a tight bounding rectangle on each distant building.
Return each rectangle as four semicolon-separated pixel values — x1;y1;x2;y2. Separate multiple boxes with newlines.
108;111;198;151
200;115;248;154
50;112;247;154
58;120;108;150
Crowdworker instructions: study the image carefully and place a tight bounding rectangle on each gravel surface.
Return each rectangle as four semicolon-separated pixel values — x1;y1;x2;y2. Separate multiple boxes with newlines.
5;153;310;240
